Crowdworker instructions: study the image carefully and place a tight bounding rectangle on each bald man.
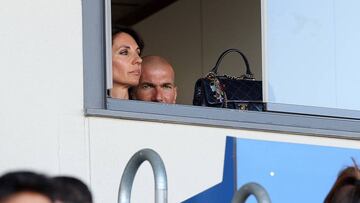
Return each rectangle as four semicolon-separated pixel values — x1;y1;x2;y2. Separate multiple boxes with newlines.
133;56;177;104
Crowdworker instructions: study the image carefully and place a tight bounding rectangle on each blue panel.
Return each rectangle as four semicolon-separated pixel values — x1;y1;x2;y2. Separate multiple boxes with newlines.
236;138;360;203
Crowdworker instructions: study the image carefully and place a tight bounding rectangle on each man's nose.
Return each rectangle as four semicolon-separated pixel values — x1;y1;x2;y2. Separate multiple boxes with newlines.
154;88;164;103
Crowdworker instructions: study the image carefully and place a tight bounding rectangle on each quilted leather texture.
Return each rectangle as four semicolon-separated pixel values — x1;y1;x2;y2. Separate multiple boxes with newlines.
193;77;264;111
192;48;264;111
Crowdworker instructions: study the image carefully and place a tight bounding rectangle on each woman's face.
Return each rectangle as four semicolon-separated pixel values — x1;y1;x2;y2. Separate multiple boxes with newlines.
112;32;142;87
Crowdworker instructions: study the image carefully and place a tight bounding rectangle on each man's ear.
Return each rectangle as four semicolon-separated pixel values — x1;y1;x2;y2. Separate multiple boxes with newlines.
173;86;177;104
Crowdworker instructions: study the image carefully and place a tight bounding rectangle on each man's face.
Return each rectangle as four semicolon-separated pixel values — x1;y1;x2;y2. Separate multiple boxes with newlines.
3;192;52;203
135;64;177;104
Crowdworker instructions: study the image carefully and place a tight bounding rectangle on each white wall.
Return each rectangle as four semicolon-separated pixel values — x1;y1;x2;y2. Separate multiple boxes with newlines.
88;118;225;203
0;0;88;180
134;0;262;105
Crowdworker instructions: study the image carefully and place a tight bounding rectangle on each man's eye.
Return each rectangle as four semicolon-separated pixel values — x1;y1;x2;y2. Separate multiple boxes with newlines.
163;85;173;89
142;84;151;89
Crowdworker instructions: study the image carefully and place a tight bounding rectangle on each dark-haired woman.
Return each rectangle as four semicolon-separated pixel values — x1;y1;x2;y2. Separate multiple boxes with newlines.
110;26;144;99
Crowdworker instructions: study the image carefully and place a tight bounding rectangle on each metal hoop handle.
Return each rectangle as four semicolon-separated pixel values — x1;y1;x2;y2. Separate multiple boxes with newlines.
118;149;168;203
231;182;271;203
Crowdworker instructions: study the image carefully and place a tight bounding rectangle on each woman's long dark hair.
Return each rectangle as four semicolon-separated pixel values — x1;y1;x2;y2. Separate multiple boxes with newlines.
112;25;144;53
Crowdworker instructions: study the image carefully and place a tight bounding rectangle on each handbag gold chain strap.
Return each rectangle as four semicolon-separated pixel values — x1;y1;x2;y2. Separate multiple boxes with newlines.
223;74;255;81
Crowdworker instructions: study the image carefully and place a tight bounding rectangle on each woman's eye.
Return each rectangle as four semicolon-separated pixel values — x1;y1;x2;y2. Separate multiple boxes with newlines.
119;50;128;55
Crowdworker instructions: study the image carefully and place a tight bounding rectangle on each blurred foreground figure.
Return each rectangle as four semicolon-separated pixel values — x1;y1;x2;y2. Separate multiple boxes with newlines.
324;160;360;203
0;171;53;203
52;176;92;203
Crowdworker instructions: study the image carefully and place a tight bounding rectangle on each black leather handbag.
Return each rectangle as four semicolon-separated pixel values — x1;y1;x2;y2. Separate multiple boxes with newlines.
192;48;264;111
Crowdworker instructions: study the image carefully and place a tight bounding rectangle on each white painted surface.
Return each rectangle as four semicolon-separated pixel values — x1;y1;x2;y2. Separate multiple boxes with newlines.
88;118;225;203
0;0;88;180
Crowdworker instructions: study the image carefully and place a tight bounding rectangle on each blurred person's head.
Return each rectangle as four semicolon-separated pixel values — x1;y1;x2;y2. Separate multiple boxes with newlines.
111;25;144;99
324;160;360;203
52;176;92;203
133;55;177;104
0;171;54;203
